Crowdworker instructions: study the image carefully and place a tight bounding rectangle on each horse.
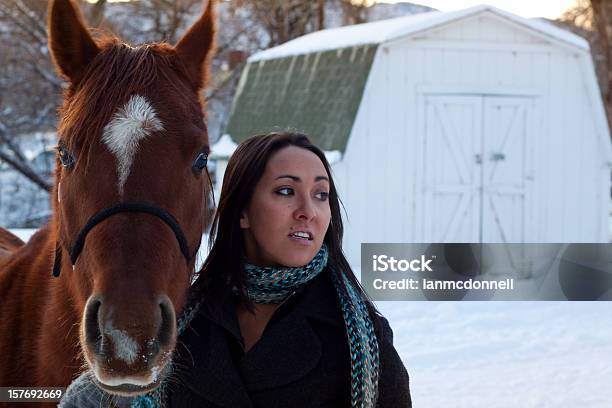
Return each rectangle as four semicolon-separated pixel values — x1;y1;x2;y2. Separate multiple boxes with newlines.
0;0;216;403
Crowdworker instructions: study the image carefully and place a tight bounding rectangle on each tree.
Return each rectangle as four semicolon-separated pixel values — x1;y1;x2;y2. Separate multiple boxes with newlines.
0;0;60;192
560;0;611;129
590;0;612;129
229;0;325;47
228;0;374;47
339;0;373;25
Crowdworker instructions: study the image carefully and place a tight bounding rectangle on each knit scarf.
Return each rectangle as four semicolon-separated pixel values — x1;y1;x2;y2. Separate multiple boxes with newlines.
133;244;379;407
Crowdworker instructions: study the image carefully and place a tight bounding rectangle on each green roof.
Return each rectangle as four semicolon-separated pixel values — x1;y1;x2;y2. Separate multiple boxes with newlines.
224;44;378;152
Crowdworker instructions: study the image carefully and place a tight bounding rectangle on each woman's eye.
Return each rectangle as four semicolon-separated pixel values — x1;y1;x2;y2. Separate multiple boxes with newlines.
315;191;329;201
276;187;293;196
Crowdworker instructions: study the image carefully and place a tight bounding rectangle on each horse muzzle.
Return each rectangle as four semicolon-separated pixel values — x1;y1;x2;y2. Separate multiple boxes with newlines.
81;294;177;396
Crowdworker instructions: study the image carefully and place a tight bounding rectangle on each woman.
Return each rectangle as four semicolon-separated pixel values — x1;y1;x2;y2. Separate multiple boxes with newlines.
61;132;411;407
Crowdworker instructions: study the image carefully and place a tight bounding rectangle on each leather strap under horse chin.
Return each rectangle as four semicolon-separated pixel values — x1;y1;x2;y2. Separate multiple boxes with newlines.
52;202;193;277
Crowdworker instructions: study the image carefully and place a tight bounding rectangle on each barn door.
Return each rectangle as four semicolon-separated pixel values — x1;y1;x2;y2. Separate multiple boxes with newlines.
481;97;532;243
421;94;533;243
422;95;482;242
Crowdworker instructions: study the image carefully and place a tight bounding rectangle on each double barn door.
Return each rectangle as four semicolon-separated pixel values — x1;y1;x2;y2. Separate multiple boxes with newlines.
421;95;536;243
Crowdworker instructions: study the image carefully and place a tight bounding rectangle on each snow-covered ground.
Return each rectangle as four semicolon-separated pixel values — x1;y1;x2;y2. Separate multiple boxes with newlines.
378;301;612;407
8;230;612;407
7;228;38;242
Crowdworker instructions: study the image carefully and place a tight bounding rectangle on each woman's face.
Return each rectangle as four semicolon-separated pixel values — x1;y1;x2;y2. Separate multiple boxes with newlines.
240;146;332;267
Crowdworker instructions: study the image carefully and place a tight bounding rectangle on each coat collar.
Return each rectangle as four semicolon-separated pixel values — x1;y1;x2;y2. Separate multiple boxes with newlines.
199;267;344;333
176;269;345;404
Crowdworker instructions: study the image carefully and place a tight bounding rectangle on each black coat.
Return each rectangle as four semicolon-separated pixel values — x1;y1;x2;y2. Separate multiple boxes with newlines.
168;269;412;408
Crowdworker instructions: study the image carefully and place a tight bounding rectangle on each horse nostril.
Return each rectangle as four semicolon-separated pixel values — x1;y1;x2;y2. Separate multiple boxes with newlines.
158;298;175;348
145;338;160;360
84;298;102;353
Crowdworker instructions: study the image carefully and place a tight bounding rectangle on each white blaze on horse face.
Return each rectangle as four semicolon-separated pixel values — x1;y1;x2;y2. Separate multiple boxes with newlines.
104;321;139;365
102;94;164;195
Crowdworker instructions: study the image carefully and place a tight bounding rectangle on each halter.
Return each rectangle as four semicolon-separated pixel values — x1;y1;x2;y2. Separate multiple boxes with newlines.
52;202;193;277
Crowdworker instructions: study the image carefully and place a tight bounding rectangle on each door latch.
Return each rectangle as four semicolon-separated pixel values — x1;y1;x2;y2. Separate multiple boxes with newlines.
490;153;506;161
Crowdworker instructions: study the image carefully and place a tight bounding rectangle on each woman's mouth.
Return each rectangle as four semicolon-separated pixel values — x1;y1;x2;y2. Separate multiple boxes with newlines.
288;231;313;245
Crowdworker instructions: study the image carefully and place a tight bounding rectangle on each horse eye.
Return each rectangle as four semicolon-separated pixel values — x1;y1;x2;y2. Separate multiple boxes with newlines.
192;152;208;174
58;145;75;169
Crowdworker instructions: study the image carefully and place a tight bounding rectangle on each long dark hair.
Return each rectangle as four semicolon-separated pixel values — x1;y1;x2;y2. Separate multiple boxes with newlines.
194;131;380;321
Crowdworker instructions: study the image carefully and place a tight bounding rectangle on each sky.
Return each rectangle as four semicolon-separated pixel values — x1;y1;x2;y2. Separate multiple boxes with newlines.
376;0;578;19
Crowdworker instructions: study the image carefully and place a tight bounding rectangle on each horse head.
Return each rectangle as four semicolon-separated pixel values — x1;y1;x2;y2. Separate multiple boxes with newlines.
47;0;215;395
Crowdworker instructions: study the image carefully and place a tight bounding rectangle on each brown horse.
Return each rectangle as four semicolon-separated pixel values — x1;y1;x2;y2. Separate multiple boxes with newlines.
0;0;215;401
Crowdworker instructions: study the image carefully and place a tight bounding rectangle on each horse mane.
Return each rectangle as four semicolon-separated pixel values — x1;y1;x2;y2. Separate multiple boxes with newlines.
57;36;195;171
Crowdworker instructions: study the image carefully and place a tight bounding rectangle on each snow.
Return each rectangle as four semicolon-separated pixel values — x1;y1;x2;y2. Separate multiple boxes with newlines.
210;134;238;159
377;301;612;407
8;228;38;243
324;150;343;165
9;229;612;405
0;171;51;228
18;131;56;160
249;4;589;62
0;131;56;227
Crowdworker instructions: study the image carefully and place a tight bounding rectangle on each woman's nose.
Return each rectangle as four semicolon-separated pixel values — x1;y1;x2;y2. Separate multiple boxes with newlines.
294;197;316;221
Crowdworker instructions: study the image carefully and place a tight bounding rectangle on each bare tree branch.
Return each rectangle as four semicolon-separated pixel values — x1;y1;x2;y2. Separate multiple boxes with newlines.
0;149;52;192
559;0;612;129
590;0;612;128
0;2;46;45
13;0;48;39
0;121;53;192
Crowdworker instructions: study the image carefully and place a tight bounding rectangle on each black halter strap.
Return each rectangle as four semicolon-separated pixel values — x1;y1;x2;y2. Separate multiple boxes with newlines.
52;202;192;277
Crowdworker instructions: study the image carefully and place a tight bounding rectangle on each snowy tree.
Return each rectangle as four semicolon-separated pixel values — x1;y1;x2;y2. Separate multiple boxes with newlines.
0;0;59;192
227;0;376;47
559;0;611;129
228;0;325;47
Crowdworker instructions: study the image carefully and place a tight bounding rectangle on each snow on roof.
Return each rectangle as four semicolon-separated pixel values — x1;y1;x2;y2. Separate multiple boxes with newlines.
249;4;589;62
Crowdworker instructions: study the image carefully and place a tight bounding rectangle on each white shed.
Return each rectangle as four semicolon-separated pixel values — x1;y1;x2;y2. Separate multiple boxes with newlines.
222;5;612;268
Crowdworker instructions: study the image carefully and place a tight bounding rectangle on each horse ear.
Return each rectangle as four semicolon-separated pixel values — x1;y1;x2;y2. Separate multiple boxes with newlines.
175;0;216;90
48;0;100;83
